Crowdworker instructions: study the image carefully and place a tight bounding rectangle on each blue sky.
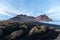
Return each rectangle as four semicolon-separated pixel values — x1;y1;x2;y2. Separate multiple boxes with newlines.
0;0;60;21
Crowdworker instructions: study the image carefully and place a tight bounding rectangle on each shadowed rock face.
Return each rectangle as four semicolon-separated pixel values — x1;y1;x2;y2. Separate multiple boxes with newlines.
0;21;59;40
0;29;3;37
9;14;35;22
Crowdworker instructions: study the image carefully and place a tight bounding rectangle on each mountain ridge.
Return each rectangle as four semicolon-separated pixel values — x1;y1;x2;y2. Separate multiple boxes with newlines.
9;14;52;22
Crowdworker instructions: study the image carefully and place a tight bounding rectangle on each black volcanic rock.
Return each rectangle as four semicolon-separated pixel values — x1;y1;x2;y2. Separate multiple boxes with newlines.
0;21;59;40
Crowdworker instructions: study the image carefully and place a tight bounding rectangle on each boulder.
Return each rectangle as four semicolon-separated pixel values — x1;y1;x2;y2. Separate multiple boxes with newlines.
8;30;24;40
0;29;3;36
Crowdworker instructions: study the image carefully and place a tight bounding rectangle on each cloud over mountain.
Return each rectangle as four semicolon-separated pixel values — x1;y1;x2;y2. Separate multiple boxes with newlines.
0;0;60;21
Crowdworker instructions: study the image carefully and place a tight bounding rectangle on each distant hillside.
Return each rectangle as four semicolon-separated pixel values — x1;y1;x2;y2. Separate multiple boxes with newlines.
9;14;52;22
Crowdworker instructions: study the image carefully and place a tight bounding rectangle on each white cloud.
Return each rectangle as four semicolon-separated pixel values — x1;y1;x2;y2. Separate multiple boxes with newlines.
0;8;13;17
42;6;60;21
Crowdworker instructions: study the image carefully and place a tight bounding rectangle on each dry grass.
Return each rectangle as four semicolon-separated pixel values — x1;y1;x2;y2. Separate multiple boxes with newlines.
55;29;60;32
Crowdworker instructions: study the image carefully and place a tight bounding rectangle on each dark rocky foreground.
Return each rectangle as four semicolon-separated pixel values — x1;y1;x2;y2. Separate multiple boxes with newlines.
0;21;60;40
55;33;60;40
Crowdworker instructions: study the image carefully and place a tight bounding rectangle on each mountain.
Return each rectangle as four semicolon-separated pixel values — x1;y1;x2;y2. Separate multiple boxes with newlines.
9;14;52;22
35;14;52;21
9;14;36;22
